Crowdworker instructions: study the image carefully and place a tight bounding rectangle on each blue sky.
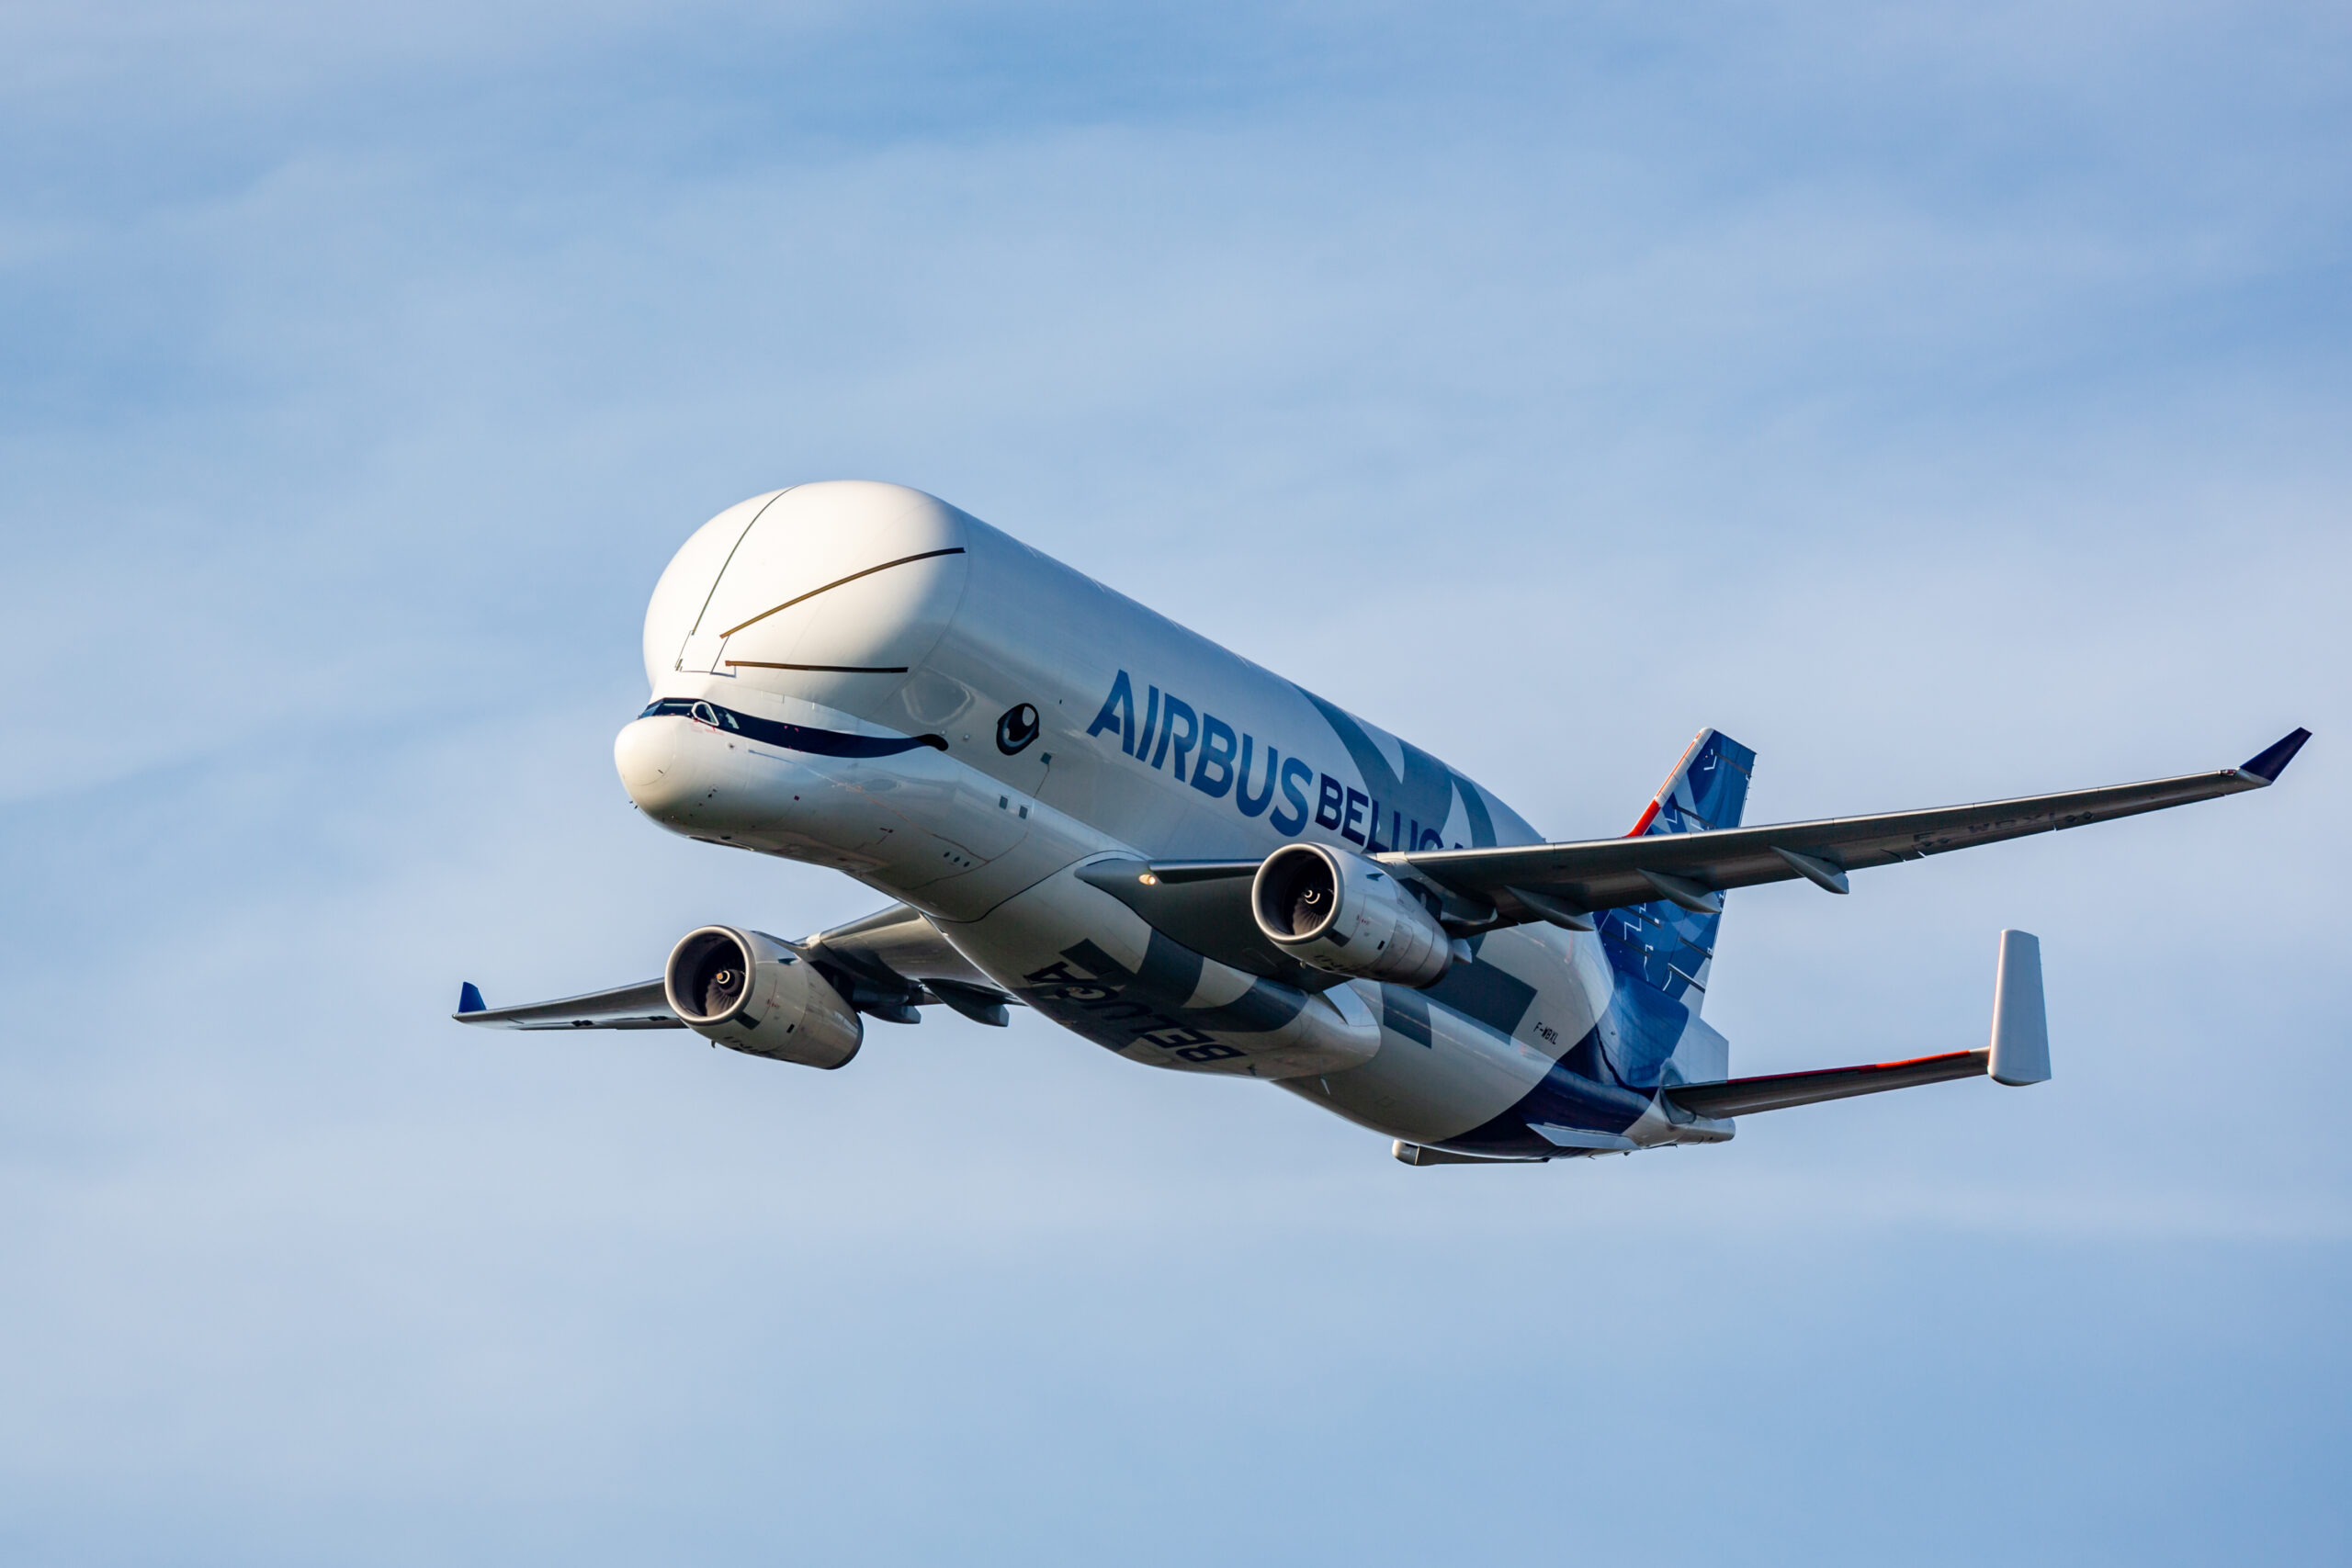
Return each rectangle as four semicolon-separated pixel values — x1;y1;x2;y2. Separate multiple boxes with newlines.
3;3;2347;1562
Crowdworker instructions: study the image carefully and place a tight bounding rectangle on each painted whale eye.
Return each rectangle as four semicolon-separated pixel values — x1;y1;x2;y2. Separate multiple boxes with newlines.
995;703;1041;755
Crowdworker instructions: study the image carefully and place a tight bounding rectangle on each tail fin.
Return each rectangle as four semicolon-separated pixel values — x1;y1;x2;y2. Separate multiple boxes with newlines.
1604;729;1756;1016
1627;728;1756;840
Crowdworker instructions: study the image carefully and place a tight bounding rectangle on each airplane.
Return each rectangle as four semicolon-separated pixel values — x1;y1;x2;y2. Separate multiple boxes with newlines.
455;480;2310;1166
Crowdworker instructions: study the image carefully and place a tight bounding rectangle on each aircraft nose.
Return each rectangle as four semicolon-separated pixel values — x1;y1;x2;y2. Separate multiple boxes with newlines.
615;715;689;814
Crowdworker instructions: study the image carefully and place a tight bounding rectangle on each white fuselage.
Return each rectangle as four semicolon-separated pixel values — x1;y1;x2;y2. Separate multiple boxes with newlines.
612;481;1709;1149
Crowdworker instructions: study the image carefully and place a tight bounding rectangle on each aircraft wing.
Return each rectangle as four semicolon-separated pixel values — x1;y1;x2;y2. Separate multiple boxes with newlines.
453;903;1019;1029
1392;728;2310;925
1095;730;2307;959
452;977;684;1030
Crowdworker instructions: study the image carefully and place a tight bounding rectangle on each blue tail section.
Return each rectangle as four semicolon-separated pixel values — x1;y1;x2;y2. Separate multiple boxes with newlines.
1624;727;1755;840
458;981;487;1015
1600;729;1755;1021
1430;729;1758;1154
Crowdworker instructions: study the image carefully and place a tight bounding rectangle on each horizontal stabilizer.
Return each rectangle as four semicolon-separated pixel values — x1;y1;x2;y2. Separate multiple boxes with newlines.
1663;928;2053;1118
1666;1049;1989;1118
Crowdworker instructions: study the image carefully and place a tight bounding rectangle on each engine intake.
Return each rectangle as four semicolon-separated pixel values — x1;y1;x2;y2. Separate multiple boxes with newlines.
1250;843;1453;987
663;925;864;1068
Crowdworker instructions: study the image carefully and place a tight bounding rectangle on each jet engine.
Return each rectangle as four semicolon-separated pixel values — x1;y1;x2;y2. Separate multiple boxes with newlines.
663;925;865;1068
1250;843;1454;987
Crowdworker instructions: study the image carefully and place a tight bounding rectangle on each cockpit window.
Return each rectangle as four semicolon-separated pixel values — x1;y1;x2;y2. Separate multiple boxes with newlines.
640;698;735;728
631;696;947;758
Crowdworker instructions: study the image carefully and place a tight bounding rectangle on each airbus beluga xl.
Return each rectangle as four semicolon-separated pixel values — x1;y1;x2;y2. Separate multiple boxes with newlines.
456;481;2309;1166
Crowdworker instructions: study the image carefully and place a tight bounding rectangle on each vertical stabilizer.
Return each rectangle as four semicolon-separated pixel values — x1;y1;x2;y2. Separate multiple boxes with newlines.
1600;729;1756;1023
1628;728;1756;839
1988;930;2051;1086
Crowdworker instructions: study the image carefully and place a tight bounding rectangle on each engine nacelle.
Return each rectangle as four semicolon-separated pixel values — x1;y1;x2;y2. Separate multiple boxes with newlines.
663;925;865;1068
1250;843;1454;987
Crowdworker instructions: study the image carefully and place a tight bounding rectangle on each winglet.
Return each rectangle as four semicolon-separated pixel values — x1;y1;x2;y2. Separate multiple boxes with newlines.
458;981;487;1015
2239;728;2311;784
